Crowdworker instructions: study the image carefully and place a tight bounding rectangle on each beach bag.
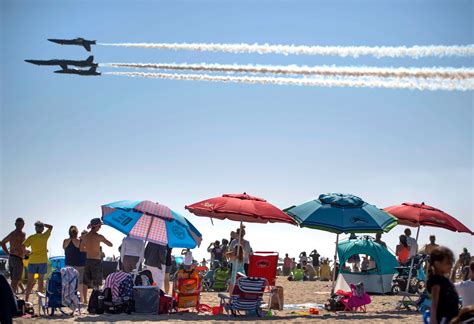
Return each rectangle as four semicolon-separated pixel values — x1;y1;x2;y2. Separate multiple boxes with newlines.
270;286;284;310
158;293;172;314
87;289;105;314
353;282;365;298
47;270;63;308
14;296;26;316
325;294;345;311
134;270;154;286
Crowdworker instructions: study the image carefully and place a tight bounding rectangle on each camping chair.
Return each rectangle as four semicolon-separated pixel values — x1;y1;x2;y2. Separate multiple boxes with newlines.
172;267;202;312
248;252;280;309
340;283;371;312
103;271;134;314
218;275;268;317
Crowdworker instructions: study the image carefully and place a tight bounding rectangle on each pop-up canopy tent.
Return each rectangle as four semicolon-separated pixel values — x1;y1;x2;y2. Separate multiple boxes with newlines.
335;236;399;294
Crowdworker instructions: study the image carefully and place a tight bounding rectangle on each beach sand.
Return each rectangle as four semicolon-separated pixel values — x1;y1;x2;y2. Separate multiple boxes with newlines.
16;277;421;323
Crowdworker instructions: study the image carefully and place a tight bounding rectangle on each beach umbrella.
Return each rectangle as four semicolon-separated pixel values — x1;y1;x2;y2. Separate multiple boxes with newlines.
384;202;473;296
286;192;398;293
185;192;296;282
101;200;202;249
185;193;297;225
384;202;473;235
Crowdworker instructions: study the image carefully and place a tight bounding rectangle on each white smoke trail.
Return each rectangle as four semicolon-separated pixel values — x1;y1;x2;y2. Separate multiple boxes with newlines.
103;71;474;91
98;42;474;58
100;62;474;80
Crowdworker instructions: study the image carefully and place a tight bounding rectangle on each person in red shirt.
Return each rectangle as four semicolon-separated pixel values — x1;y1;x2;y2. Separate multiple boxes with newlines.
283;253;292;276
396;235;410;264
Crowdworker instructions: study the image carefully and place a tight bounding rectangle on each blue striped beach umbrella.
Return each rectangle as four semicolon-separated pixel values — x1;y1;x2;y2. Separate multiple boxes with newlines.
101;200;202;248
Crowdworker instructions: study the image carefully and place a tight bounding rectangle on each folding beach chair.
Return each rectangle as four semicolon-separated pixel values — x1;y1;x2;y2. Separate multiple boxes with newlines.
218;275;268;317
248;251;281;309
340;283;371;312
172;267;202;312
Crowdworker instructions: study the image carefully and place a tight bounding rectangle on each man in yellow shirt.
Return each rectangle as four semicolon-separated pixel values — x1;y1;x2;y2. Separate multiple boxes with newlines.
23;221;53;302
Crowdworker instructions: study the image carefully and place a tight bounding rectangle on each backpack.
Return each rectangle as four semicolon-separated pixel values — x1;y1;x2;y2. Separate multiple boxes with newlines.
46;271;63;308
325;294;346;311
87;289;105;314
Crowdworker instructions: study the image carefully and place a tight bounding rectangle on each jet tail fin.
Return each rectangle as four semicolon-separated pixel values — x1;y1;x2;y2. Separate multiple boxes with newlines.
86;56;94;64
89;66;97;73
84;43;91;52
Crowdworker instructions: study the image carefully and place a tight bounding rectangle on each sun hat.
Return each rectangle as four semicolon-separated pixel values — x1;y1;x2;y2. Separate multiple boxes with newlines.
87;218;103;229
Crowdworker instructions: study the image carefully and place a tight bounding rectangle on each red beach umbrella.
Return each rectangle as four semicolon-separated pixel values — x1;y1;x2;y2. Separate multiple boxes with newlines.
185;193;297;225
384;202;473;299
185;193;296;284
384;202;473;235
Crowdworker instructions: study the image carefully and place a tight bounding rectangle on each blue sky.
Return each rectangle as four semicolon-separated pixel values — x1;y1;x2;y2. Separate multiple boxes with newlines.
1;0;472;262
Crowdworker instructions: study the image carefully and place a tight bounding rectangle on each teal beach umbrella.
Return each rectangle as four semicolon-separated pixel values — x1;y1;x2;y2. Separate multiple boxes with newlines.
286;193;398;292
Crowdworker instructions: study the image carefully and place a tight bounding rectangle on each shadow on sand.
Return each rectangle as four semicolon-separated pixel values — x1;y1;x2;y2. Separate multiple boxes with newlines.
72;310;414;322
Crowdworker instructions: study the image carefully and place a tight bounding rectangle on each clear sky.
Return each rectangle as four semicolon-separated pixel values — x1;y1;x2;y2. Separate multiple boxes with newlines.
1;0;473;262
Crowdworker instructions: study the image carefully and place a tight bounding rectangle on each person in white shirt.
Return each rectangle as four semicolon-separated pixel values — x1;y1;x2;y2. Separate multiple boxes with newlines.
404;228;418;258
455;262;474;307
120;236;145;273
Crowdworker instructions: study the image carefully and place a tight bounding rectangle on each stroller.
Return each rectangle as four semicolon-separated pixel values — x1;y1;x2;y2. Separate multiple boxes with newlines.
38;267;81;316
392;254;428;295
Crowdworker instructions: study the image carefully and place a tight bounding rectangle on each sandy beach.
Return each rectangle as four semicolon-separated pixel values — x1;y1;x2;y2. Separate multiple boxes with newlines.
15;277;421;323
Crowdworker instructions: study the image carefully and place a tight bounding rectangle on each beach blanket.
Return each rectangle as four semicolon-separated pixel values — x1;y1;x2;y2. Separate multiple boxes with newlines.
60;267;79;311
279;303;325;310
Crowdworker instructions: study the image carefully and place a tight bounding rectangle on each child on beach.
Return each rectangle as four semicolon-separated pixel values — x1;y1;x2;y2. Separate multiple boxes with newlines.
227;244;245;292
427;246;459;324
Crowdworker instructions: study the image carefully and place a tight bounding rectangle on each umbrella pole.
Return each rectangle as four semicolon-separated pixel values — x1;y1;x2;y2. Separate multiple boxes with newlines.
403;226;420;294
133;216;154;282
331;233;339;295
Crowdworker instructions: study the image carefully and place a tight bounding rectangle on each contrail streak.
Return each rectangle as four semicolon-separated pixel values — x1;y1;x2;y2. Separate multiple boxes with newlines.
100;62;474;80
98;42;474;58
103;71;474;91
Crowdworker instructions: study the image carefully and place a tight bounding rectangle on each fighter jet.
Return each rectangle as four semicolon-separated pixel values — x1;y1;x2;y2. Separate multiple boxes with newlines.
54;66;101;76
48;38;96;52
25;56;97;70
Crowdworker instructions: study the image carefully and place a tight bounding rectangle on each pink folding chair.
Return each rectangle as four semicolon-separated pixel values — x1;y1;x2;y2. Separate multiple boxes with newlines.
341;283;371;312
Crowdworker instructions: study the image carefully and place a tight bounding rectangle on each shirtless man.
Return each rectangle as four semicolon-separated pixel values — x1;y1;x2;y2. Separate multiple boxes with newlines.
1;218;26;293
80;218;112;292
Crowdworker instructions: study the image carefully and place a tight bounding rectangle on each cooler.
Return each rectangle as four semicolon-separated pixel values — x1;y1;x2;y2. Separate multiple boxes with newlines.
133;286;159;314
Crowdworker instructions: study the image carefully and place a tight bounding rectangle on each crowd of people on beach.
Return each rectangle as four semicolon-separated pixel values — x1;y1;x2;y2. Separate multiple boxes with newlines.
1;217;473;323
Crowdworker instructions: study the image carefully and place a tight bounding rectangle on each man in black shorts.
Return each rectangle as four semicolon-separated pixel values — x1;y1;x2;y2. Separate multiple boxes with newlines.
80;218;112;290
1;218;26;293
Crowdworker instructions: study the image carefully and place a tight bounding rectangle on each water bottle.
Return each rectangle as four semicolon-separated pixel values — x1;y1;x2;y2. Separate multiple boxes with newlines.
422;309;430;324
97;295;105;314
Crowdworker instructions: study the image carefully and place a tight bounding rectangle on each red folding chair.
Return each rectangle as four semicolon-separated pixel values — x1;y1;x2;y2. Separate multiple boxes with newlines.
248;252;280;309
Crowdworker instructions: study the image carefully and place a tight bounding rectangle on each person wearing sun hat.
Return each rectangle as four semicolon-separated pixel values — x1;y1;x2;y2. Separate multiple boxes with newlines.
80;218;112;295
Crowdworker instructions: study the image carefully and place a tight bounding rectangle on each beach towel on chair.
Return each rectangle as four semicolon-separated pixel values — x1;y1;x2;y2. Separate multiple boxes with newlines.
105;271;133;302
60;267;79;311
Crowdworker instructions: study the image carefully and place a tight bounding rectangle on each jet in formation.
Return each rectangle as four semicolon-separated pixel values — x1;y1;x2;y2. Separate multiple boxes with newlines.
54;66;101;76
48;37;96;52
25;56;97;70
